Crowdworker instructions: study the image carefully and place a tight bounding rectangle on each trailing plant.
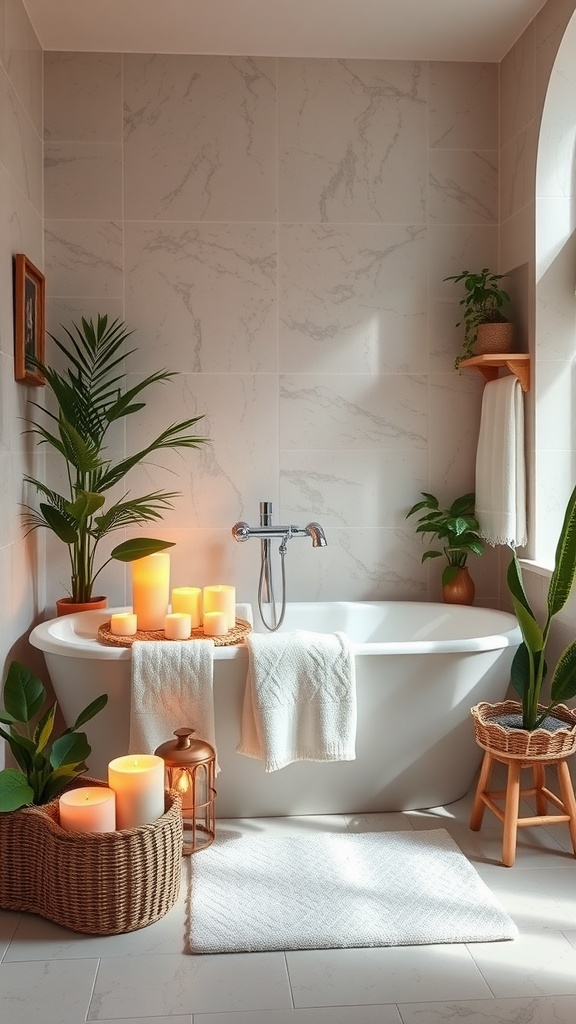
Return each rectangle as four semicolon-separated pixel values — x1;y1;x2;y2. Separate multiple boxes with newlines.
0;661;107;811
507;482;576;730
406;491;484;586
23;314;209;603
444;267;510;369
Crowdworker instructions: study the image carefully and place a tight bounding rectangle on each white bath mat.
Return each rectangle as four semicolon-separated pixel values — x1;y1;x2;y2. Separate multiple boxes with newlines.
186;828;517;954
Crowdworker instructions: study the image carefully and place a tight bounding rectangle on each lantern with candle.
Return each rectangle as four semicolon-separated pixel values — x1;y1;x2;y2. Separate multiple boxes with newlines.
155;729;216;854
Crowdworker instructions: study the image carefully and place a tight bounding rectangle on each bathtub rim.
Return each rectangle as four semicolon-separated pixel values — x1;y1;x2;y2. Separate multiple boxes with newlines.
29;600;521;660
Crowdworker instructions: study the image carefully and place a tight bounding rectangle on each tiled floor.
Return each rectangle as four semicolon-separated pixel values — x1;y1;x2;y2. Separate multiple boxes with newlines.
2;772;576;1024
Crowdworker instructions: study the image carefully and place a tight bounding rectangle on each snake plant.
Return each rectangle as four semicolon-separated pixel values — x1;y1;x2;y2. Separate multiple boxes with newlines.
22;314;209;604
507;482;576;729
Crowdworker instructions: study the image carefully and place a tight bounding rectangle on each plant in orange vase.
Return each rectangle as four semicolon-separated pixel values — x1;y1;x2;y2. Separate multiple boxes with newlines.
406;491;484;604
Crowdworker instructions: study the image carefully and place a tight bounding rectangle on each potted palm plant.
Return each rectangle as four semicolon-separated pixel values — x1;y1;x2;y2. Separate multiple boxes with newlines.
23;314;208;612
406;491;484;604
472;480;576;752
444;267;512;369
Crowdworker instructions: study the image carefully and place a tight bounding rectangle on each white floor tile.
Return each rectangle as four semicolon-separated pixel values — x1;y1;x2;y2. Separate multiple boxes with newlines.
0;912;21;960
216;815;350;836
0;958;98;1024
88;951;292;1019
345;812;414;832
398;994;576;1023
286;944;492;1006
467;931;576;997
194;1008;402;1024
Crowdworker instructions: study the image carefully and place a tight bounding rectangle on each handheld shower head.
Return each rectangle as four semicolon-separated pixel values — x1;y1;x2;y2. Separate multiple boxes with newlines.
305;522;327;547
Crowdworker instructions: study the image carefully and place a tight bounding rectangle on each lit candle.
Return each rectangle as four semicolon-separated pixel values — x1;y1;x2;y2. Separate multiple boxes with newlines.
131;552;170;631
203;585;236;631
108;754;166;830
203;610;228;636
164;612;192;640
171;586;202;627
110;612;138;636
59;786;116;833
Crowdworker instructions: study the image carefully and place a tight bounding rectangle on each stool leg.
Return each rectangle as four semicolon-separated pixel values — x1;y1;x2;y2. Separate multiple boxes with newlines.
556;760;576;856
502;760;521;867
470;751;494;831
533;762;547;815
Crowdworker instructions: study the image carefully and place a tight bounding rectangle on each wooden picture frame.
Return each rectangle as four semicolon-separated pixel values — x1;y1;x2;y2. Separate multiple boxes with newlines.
14;253;45;386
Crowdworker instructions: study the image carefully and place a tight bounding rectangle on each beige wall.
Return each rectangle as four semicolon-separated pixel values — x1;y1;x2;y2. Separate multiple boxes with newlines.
0;0;45;769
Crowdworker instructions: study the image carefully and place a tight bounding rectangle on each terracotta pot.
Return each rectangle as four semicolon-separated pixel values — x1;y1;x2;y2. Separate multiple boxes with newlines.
475;321;513;355
442;567;475;605
56;596;108;617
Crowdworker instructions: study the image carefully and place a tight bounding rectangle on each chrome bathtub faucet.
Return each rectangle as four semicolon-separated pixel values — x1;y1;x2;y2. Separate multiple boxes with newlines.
231;520;327;549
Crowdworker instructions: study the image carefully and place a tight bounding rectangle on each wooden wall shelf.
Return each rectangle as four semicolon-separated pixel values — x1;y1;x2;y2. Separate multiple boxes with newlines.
459;353;530;392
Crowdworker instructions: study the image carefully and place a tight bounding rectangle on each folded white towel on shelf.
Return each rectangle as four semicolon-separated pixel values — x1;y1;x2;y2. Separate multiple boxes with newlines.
129;639;219;771
475;375;527;548
237;629;357;773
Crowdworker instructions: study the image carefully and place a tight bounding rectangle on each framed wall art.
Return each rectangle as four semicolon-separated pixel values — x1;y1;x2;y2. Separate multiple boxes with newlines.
14;253;45;386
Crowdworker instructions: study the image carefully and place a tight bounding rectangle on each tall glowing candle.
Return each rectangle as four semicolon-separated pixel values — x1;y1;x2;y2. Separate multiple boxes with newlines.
203;585;236;631
108;754;166;830
131;552;170;631
59;786;116;833
171;586;202;628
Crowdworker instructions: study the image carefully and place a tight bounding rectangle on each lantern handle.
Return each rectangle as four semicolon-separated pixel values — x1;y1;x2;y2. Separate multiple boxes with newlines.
174;727;196;748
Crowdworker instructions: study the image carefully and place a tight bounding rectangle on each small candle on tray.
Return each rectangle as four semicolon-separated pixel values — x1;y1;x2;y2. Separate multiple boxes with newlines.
203;610;228;636
203;585;236;631
171;587;202;628
108;754;166;830
164;612;192;640
59;786;116;833
110;612;138;636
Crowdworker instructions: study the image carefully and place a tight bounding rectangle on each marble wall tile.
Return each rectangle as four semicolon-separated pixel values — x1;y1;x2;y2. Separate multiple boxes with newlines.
0;64;42;213
429;62;498;150
535;0;576;119
428;224;499;298
44;142;122;219
46;296;125;339
500;202;535;275
45;220;123;296
278;57;427;223
44;52;122;142
0;0;6;71
500;121;538;222
5;0;41;134
279;223;428;374
427;372;484;494
279;374;427;451
500;20;536;143
280;450;428;529
123;54;277;222
428;149;498;224
125;372;279;530
125;222;277;374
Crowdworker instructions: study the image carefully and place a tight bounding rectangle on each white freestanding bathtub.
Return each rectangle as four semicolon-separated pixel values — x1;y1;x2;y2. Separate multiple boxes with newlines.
29;601;521;817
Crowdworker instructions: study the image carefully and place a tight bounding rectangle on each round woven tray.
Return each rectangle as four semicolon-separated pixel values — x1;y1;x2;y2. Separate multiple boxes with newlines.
98;616;252;648
471;700;576;761
0;777;183;934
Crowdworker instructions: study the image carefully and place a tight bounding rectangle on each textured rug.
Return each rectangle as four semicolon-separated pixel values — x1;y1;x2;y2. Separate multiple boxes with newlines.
186;828;517;954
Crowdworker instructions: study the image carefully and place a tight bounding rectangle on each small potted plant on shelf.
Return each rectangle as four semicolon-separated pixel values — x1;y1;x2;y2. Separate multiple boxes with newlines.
0;660;107;811
444;267;512;369
471;481;576;755
23;314;209;613
406;491;484;604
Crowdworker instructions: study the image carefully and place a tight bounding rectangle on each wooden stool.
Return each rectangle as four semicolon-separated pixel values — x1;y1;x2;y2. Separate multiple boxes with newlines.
470;748;576;866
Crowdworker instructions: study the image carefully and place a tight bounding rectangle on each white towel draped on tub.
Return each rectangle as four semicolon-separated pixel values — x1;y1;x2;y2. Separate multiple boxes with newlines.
475;375;527;548
129;639;219;771
237;630;357;772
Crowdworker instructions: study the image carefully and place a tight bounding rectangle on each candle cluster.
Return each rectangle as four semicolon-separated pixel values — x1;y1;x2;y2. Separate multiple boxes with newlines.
58;754;166;834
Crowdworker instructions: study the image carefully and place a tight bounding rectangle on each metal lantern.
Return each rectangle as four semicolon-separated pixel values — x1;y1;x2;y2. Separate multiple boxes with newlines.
155;728;216;855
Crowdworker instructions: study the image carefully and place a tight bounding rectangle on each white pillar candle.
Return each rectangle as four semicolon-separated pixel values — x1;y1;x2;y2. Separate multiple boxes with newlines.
59;786;116;833
108;754;166;830
164;612;192;640
110;612;138;636
171;586;202;627
203;585;236;631
203;610;228;636
131;552;170;631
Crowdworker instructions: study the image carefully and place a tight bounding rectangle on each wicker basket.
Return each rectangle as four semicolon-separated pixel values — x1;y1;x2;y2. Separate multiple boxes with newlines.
475;321;513;355
471;700;576;761
0;778;183;934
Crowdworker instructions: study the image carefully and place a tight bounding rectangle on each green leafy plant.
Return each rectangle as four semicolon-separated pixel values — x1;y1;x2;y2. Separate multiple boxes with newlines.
444;267;510;369
406;491;485;586
23;314;209;604
507;482;576;730
0;661;107;811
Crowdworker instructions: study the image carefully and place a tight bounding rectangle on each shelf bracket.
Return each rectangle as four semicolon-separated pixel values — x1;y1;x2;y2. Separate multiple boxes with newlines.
459;354;530;392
